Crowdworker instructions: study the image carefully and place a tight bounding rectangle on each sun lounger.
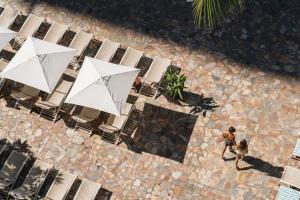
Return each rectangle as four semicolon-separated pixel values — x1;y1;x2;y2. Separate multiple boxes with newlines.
10;85;40;112
0;144;8;156
99;103;134;145
13;14;44;49
71;107;101;134
292;139;300;160
73;179;101;200
94;39;120;62
0;144;8;168
0;5;20;28
36;80;73;123
119;47;143;68
68;31;93;70
276;186;300;200
280;166;300;189
43;22;67;44
41;170;76;200
0;58;9;92
0;151;27;194
8;159;52;200
139;56;171;99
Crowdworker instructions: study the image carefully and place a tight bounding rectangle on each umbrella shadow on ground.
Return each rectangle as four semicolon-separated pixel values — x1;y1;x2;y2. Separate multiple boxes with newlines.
22;0;300;77
122;102;198;163
238;155;284;178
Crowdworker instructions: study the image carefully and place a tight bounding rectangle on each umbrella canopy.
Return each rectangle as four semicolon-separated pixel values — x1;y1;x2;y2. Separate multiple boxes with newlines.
0;36;76;93
65;57;140;116
0;26;16;50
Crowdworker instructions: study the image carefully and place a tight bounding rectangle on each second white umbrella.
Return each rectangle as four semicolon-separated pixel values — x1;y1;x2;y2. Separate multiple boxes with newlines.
65;57;140;116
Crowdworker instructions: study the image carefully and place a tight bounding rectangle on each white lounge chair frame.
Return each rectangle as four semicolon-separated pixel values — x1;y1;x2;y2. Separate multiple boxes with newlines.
99;103;135;145
41;169;76;200
280;166;300;190
276;186;300;200
139;56;171;100
0;5;20;28
68;31;93;70
43;22;68;44
13;13;44;49
36;79;73;123
119;47;143;68
71;106;101;134
292;139;300;161
10;85;40;113
0;58;9;92
8;159;52;200
73;179;101;200
94;39;120;62
0;151;27;195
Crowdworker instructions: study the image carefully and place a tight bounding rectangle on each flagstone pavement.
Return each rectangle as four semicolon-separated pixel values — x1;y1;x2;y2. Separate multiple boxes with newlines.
0;0;300;199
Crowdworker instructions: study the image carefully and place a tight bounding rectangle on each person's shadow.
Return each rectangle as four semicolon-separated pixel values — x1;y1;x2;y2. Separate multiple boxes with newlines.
239;155;284;178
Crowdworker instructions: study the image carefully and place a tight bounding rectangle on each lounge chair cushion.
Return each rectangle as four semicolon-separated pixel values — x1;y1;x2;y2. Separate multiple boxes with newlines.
44;170;76;200
17;14;44;38
11;91;34;100
276;186;300;200
94;39;119;62
11;86;39;101
120;47;143;68
69;31;93;57
280;166;300;189
72;115;95;124
72;107;100;123
74;179;101;200
55;80;73;94
9;186;36;199
144;56;171;83
0;179;11;189
0;59;8;72
43;22;67;43
99;114;127;133
121;103;133;116
36;91;65;109
0;151;27;187
0;6;19;28
293;139;300;158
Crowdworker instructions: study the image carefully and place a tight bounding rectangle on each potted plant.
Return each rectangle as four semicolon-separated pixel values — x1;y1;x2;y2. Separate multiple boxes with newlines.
166;69;186;100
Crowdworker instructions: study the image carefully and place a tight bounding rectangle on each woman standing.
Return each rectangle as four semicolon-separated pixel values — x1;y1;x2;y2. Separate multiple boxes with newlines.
236;139;248;170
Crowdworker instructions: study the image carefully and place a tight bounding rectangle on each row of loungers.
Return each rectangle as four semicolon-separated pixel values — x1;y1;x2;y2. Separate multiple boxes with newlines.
276;140;300;200
0;6;171;145
0;5;170;98
0;146;101;200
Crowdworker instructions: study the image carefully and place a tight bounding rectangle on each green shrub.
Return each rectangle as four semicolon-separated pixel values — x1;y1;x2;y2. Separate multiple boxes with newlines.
166;69;186;100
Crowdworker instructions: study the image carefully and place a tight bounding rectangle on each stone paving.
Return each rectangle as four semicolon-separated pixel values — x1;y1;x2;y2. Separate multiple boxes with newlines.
0;0;300;199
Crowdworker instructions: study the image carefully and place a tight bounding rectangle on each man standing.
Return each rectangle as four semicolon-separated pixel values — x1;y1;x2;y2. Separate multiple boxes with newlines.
221;127;237;160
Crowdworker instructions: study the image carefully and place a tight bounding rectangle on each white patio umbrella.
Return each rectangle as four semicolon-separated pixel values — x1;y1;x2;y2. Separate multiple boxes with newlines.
0;36;76;93
65;57;140;116
0;26;16;50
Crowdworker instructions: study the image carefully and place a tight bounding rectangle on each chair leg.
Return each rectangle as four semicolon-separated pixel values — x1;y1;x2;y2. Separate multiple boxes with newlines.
153;80;162;100
14;100;19;108
115;132;120;146
153;87;158;100
74;122;78;132
138;83;144;97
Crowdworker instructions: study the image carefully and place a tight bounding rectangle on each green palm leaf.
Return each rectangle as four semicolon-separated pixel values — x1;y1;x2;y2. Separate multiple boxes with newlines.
193;0;245;29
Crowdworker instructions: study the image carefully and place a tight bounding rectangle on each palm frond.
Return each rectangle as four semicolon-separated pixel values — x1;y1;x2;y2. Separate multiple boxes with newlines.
193;0;245;29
